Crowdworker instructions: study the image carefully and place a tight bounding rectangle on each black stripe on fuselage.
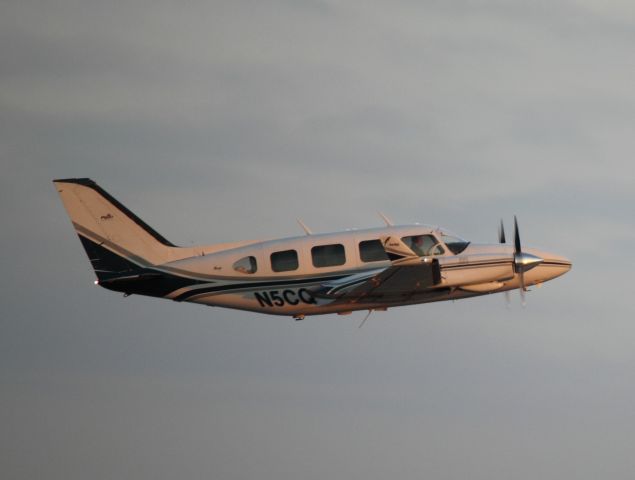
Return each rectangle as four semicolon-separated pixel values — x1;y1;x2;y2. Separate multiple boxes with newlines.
541;261;572;267
441;259;512;271
172;274;350;302
170;260;519;302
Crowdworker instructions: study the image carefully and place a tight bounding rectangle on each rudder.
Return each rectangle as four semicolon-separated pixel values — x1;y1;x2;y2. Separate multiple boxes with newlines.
53;178;178;270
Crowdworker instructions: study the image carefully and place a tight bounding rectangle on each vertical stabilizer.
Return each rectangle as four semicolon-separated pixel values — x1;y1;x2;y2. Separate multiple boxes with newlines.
53;178;178;268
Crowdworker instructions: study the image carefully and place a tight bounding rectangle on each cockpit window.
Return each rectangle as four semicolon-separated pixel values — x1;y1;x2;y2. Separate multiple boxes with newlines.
233;256;257;274
401;235;444;256
440;234;470;254
359;239;389;262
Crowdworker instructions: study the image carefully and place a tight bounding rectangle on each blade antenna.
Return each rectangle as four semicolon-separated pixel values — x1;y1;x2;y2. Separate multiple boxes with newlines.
377;211;394;227
358;310;373;329
297;219;313;236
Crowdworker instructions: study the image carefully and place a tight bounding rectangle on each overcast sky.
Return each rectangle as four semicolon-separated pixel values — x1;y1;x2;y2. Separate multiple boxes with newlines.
2;1;635;479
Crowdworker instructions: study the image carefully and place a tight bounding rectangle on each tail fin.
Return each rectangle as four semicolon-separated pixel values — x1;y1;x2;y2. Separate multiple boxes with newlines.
53;178;178;278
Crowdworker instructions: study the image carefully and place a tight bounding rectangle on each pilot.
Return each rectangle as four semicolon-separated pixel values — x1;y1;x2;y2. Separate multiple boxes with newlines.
411;235;426;256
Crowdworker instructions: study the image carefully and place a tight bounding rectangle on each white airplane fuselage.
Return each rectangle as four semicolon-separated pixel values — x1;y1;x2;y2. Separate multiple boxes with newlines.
53;178;572;319
159;226;571;316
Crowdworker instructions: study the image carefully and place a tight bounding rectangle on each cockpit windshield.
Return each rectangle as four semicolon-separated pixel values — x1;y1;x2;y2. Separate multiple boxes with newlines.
401;234;444;256
440;233;470;254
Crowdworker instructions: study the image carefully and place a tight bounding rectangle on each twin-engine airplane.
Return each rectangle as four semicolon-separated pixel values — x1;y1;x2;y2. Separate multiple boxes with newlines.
54;178;571;320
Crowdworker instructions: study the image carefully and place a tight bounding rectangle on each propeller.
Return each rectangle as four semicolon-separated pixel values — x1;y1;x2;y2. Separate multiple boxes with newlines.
514;217;528;305
498;220;510;307
500;216;543;306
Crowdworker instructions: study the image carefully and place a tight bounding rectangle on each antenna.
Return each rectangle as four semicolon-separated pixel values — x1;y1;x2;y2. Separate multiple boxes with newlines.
296;219;312;235
377;211;394;227
358;310;373;329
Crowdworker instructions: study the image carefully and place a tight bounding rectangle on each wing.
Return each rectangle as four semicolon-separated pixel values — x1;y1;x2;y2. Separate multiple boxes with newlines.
312;258;441;304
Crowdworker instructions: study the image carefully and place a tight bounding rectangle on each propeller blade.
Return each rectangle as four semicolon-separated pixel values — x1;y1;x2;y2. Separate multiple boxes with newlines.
519;270;527;307
498;219;506;244
513;215;521;253
500;219;511;308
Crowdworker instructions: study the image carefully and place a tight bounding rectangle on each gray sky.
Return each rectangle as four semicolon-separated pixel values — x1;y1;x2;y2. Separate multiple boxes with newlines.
2;1;635;479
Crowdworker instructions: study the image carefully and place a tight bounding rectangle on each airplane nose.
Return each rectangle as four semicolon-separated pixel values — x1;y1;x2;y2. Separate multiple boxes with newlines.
545;253;572;271
525;249;572;281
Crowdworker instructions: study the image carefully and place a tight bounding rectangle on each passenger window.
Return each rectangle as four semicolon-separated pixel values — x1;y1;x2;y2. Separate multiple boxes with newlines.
359;239;388;262
271;250;299;272
233;256;257;274
401;235;444;256
312;244;346;268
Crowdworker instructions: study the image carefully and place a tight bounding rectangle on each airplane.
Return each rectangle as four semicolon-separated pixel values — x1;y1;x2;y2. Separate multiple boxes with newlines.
53;178;572;320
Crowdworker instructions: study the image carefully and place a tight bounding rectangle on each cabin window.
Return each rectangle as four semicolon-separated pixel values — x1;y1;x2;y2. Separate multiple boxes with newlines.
359;239;389;262
232;256;257;274
271;249;299;272
312;244;346;268
401;235;444;256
